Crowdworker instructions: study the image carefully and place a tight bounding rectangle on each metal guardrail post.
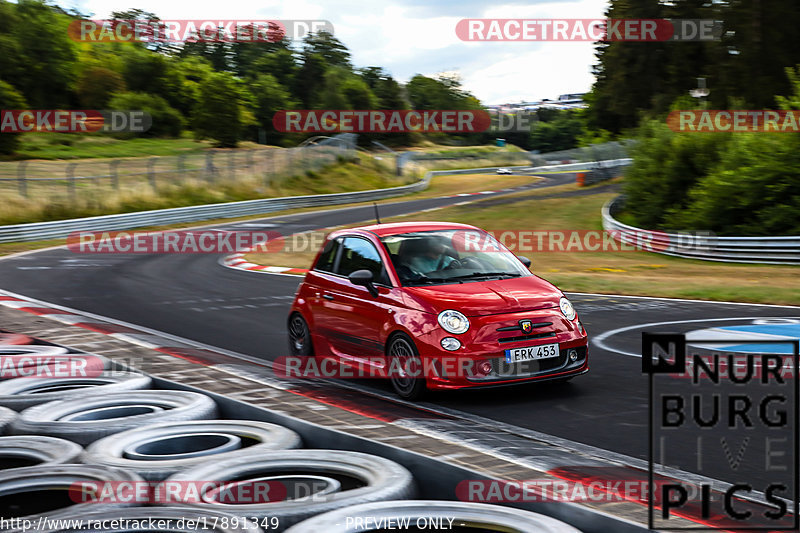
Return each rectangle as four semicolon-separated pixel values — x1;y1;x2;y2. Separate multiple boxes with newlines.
265;150;272;186
109;160;120;190
66;163;77;199
176;154;186;184
205;150;217;182
245;150;253;180
148;158;157;190
17;161;27;198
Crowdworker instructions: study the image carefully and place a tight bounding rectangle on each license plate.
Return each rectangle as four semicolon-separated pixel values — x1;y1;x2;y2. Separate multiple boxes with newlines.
505;342;560;363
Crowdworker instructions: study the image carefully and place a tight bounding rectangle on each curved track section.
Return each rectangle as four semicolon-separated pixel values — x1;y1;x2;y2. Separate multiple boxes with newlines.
1;171;797;494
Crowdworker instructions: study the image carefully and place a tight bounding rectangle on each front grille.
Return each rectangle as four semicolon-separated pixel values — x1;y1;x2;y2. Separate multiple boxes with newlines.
496;321;552;332
475;346;587;382
491;352;566;376
498;332;556;344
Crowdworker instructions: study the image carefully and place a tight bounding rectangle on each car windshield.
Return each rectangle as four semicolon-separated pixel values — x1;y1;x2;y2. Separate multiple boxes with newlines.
381;230;530;286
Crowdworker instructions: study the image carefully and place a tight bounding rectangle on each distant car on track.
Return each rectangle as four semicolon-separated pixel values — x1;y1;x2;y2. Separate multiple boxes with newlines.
496;168;513;174
288;222;588;400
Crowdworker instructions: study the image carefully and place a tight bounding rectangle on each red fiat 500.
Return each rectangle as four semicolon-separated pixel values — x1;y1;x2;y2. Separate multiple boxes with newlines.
288;222;588;399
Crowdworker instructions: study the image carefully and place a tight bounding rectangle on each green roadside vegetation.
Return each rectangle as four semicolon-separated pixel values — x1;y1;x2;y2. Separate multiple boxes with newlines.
243;180;800;306
0;169;539;258
0;153;411;226
5;133;217;161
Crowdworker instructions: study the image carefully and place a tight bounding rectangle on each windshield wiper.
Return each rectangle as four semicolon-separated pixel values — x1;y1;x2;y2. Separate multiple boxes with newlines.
450;272;522;280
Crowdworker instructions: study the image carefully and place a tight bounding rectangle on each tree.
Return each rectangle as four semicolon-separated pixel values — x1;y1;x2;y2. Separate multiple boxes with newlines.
300;31;351;68
107;92;184;137
251;73;296;144
76;67;126;108
11;0;77;107
0;81;27;155
193;72;243;147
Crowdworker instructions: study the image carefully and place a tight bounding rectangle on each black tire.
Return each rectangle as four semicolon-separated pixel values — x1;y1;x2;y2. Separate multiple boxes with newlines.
0;348;110;381
15;507;264;533
0;405;16;434
387;334;427;401
0;372;152;411
0;464;141;522
283;500;581;532
10;390;218;445
0;435;83;470
288;313;313;356
82;419;303;481
161;449;416;529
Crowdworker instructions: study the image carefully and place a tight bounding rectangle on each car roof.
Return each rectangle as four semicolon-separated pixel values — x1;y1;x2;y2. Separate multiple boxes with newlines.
334;221;480;238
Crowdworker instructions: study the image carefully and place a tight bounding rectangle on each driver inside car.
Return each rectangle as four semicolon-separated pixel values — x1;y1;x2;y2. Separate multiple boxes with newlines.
400;238;456;276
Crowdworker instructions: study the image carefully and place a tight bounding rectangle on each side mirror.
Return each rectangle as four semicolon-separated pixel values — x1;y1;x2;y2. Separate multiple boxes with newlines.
348;269;378;297
517;255;532;268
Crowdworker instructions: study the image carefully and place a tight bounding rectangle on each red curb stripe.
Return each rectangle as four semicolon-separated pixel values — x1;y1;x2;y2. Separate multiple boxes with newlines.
0;297;23;301
287;388;399;423
18;307;74;316
0;333;34;345
73;322;145;334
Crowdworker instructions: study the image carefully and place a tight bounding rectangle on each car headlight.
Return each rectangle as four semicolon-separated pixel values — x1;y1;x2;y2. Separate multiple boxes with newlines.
559;297;576;321
438;310;470;334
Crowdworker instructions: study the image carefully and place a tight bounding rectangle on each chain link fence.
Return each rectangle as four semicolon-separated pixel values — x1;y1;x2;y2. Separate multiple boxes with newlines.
0;142;354;203
529;141;634;167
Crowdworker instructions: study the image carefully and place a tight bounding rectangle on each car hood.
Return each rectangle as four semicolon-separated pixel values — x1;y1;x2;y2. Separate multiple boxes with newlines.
402;275;562;316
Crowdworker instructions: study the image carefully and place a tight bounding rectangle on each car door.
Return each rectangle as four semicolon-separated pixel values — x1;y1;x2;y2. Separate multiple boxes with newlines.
320;236;395;363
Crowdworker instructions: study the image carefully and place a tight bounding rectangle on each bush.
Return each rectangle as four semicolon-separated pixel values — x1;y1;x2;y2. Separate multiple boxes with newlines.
623;118;728;230
107;92;184;138
665;132;800;235
625;68;800;235
0;80;27;155
193;73;242;148
76;66;126;108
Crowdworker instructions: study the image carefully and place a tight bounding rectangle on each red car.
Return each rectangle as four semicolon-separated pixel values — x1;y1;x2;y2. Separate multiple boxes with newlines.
287;222;588;400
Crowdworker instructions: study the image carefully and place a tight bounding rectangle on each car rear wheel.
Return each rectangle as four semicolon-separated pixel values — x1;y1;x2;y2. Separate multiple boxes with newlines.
288;313;313;357
387;335;427;401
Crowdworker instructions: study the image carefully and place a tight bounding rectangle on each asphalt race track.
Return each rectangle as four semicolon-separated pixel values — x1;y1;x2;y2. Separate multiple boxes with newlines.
1;170;798;495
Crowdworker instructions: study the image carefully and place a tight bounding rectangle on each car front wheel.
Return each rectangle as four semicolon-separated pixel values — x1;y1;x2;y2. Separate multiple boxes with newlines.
387;335;427;401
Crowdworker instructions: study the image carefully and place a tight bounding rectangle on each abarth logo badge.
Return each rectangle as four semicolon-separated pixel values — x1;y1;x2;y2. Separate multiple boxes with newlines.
520;320;533;333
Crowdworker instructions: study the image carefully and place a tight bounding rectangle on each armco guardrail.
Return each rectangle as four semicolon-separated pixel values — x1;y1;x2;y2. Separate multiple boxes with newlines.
0;160;624;244
603;196;800;265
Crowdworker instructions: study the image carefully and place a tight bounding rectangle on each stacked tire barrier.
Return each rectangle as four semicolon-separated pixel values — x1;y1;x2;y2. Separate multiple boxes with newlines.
0;334;583;532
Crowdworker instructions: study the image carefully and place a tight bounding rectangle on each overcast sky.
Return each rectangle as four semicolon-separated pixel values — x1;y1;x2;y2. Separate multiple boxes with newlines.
56;0;609;104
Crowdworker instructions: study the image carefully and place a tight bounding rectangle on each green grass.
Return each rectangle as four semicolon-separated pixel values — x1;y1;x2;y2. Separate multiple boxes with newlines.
247;180;800;306
0;153;407;225
6;133;220;161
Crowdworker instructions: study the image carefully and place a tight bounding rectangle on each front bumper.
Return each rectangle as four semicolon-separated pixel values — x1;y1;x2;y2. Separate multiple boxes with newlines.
415;307;589;390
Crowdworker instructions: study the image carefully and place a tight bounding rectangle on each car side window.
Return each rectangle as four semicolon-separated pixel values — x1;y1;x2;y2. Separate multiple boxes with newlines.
314;237;341;273
337;237;389;285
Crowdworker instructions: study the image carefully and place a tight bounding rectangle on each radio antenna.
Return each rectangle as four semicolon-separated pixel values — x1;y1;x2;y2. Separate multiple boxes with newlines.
373;202;382;224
